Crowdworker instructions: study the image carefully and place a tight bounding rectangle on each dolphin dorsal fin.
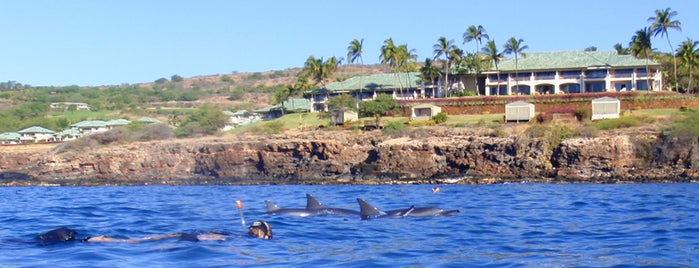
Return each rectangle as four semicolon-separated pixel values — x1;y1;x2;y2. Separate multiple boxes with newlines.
265;200;281;212
357;198;384;219
306;194;327;209
401;206;416;217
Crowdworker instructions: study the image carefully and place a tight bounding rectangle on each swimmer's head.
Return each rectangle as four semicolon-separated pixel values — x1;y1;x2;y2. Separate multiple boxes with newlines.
248;221;272;239
36;227;76;244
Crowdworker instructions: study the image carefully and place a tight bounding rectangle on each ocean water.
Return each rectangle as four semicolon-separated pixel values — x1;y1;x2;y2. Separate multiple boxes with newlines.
1;183;697;267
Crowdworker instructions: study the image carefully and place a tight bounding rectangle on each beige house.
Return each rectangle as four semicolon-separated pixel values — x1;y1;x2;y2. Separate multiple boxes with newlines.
330;109;358;125
411;104;442;121
591;97;621;120
505;101;536;122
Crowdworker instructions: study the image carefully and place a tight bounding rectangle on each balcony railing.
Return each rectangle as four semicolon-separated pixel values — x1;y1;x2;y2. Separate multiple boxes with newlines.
535;75;556;80
612;73;633;78
560;74;580;79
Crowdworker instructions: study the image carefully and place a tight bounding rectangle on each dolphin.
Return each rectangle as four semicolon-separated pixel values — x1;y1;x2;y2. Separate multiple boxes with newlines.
357;198;460;220
265;194;360;217
306;194;360;216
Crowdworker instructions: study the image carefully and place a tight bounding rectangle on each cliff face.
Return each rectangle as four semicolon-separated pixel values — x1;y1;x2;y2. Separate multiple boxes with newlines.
1;127;696;186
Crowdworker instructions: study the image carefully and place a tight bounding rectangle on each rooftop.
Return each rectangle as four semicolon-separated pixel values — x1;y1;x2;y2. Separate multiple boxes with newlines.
311;72;421;94
492;51;661;72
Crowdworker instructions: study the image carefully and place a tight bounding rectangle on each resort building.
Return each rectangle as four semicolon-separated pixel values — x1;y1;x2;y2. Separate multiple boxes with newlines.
309;73;421;112
481;51;663;96
305;50;663;113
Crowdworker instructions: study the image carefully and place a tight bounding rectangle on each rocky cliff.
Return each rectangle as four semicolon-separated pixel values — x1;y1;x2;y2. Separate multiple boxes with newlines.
1;126;697;186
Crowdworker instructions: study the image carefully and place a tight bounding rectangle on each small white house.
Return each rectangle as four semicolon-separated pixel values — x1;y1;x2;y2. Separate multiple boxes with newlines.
0;132;20;145
411;103;442;121
591;97;621;120
18;126;56;143
71;120;109;134
505;101;535;122
330;109;358;125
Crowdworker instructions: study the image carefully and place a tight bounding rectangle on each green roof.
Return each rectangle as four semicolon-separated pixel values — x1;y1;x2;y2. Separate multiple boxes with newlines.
106;119;131;126
58;128;81;137
71;120;107;128
311;72;421;94
253;98;311;113
18;126;55;134
0;132;20;141
138;117;161;123
492;51;661;72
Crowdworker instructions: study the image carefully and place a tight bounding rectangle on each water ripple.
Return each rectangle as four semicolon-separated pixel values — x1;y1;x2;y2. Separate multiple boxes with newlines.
0;184;697;267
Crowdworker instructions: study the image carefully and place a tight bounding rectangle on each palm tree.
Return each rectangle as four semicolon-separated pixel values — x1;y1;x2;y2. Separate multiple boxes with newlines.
380;39;415;98
347;38;364;65
393;44;418;98
614;43;630;55
380;38;396;66
302;56;339;87
649;8;682;91
420;58;442;97
677;38;698;93
503;37;528;95
347;38;364;106
433;37;456;96
630;27;653;90
482;40;503;95
464;25;489;93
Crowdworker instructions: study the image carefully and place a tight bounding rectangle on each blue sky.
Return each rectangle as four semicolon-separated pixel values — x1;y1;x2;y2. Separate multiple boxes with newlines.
1;0;697;86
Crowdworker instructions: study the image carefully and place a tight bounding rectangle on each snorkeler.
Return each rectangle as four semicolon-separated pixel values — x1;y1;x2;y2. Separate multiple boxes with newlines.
35;221;272;244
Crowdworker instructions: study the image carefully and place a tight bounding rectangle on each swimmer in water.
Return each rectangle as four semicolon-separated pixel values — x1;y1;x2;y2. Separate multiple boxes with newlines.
432;187;440;193
35;221;272;244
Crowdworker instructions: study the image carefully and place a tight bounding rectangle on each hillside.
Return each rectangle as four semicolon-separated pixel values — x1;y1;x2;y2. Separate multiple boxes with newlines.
143;64;390;111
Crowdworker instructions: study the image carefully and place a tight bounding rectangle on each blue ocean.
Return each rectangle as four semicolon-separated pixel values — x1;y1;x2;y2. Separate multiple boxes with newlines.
1;183;697;267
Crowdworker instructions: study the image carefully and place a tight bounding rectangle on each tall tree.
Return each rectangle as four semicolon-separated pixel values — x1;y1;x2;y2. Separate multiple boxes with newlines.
347;38;365;106
614;43;630;55
482;40;504;95
419;58;442;97
433;37;456;96
380;38;397;67
302;56;339;87
393;44;418;97
347;38;364;65
464;25;489;94
649;8;682;91
630;27;654;90
676;38;698;93
503;37;528;95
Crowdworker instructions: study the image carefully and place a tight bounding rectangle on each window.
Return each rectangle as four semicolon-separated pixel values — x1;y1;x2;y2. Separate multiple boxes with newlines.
560;70;582;79
636;81;649;90
614;69;633;78
585;70;607;79
561;84;580;93
535;72;555;80
585;82;606;92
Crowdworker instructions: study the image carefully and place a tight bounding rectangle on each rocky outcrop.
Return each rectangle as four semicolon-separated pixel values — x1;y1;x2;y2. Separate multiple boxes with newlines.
1;127;696;186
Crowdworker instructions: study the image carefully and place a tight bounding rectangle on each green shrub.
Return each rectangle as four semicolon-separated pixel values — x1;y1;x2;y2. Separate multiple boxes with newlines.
433;112;448;124
228;88;245;100
524;123;579;149
220;75;233;83
574;109;590;121
382;121;405;135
